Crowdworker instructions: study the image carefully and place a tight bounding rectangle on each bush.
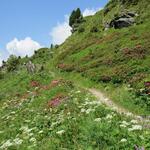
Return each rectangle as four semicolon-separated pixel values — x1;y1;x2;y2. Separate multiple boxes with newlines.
122;45;146;59
58;63;75;72
69;8;83;27
6;55;20;72
90;26;99;33
104;8;110;16
112;76;122;84
120;0;139;5
0;71;4;79
78;27;85;33
99;75;111;83
55;45;59;49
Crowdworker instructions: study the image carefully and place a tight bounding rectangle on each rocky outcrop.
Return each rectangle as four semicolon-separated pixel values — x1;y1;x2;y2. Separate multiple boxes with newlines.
105;11;138;30
26;61;36;74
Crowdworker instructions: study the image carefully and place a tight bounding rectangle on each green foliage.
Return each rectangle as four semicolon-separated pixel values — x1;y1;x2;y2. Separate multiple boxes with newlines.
0;71;4;79
90;26;99;33
78;27;85;33
120;0;139;5
6;55;20;72
69;8;83;27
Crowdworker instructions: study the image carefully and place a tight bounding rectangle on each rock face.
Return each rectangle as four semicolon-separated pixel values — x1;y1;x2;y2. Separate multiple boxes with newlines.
105;11;137;30
26;61;36;74
110;17;135;29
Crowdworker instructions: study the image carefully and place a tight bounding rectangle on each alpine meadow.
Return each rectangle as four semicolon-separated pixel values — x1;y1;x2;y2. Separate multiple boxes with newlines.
0;0;150;149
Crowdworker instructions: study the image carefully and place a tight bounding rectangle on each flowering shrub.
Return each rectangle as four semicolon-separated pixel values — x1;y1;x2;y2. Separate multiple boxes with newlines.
48;94;66;108
122;45;146;59
58;63;74;72
30;81;40;87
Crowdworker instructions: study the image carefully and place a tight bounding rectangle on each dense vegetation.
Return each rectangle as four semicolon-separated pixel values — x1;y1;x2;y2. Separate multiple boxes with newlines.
0;0;150;149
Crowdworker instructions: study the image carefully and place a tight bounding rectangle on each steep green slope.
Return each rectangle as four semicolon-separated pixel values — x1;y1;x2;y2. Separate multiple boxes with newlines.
52;0;150;114
0;0;150;149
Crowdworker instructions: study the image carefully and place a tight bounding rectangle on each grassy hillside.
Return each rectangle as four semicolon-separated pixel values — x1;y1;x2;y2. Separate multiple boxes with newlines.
53;0;150;114
0;0;150;149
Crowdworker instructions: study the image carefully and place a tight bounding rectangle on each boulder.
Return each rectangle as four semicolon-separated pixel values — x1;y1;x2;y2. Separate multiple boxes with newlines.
106;11;137;29
26;61;36;74
110;17;135;29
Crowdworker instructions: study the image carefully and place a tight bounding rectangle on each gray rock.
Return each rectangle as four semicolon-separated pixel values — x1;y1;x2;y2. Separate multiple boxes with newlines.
26;61;36;74
111;17;135;29
109;11;136;29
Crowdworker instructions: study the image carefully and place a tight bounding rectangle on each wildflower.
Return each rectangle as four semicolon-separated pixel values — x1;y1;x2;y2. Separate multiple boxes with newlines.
122;121;130;126
10;111;16;115
56;130;65;135
128;125;142;131
126;112;132;116
106;114;113;119
0;140;13;149
81;108;86;113
131;120;138;124
13;138;23;145
120;124;127;128
67;112;71;115
29;138;36;143
94;118;101;122
38;130;43;134
120;138;127;143
86;108;95;114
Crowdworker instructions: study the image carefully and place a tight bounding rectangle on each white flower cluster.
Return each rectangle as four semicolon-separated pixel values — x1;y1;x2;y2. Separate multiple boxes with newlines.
56;130;65;135
128;125;142;131
0;138;23;149
120;138;127;143
94;118;101;122
120;121;130;128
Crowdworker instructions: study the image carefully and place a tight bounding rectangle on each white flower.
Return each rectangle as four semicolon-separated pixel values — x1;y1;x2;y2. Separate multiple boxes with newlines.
38;130;43;134
86;108;95;114
106;114;113;119
56;130;65;135
128;125;142;131
29;138;36;143
67;112;71;115
20;126;32;133
120;124;127;128
120;138;127;142
94;118;101;122
126;112;132;116
13;138;23;145
122;121;130;126
0;140;13;149
81;108;86;113
85;97;89;101
131;120;138;124
10;111;16;115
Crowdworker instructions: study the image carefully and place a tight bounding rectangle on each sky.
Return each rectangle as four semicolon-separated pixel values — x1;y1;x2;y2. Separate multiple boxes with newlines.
0;0;108;65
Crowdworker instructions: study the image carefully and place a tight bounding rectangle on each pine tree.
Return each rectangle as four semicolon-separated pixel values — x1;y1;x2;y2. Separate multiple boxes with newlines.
69;8;83;27
69;10;76;27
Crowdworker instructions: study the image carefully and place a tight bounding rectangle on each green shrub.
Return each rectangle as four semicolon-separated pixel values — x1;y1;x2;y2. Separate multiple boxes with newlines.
69;8;83;27
99;75;111;83
78;27;85;33
112;76;123;84
0;71;4;79
90;26;99;33
6;55;20;72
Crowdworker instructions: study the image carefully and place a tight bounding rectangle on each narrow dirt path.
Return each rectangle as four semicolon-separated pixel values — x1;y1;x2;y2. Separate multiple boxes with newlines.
89;88;150;125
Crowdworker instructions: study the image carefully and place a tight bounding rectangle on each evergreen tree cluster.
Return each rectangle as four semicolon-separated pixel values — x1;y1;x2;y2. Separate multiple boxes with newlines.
69;8;83;27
